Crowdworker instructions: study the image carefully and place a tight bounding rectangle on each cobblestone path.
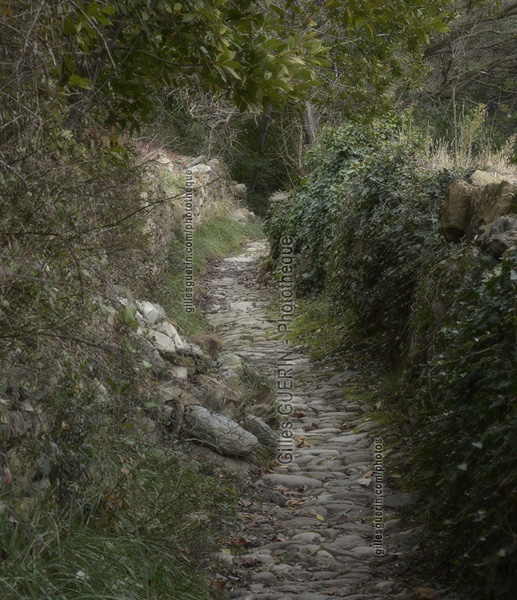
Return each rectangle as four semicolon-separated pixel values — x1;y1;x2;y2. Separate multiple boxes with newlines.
206;241;418;600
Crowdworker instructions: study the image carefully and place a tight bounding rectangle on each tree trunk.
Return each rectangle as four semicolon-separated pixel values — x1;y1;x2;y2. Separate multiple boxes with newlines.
248;110;271;195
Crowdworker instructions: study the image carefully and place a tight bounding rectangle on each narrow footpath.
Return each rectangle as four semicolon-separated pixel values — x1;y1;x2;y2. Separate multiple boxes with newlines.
205;241;422;600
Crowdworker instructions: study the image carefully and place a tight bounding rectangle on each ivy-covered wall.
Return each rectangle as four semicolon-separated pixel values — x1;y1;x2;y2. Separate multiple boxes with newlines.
265;120;517;599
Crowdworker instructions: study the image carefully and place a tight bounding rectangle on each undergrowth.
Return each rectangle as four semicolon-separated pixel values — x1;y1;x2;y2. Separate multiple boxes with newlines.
265;117;517;599
156;211;263;334
0;443;236;599
287;295;350;364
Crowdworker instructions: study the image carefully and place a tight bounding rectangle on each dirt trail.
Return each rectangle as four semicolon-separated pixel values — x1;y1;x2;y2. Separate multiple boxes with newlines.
205;241;417;600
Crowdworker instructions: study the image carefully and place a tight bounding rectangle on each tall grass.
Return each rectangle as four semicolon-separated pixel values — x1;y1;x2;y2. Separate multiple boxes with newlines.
0;442;237;600
156;205;263;333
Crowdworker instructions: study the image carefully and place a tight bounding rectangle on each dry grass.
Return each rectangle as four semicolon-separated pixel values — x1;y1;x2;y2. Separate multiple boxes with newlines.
424;134;517;183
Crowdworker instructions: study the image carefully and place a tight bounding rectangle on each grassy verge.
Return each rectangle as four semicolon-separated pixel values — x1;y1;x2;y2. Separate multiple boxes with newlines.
0;443;237;600
285;293;354;367
157;210;263;334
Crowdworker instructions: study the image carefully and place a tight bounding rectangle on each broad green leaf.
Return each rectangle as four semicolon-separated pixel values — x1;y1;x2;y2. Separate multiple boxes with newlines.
68;74;91;89
122;304;137;326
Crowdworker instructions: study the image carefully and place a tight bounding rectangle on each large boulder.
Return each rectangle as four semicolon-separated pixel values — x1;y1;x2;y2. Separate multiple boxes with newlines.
441;178;479;242
442;176;517;243
243;415;278;450
182;406;258;457
474;181;517;233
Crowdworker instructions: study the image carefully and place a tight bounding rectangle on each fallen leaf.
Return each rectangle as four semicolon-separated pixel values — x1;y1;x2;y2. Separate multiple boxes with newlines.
337;514;349;524
316;514;325;521
233;555;257;567
120;468;130;475
413;586;439;600
364;470;373;478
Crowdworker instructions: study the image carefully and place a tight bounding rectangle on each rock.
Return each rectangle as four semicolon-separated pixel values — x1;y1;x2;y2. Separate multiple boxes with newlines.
156;383;199;406
258;474;322;489
169;366;188;380
146;329;177;358
190;164;212;175
189;445;251;473
218;352;244;375
135;415;161;444
134;336;168;373
186;155;207;168
136;301;166;325
182;405;258;457
177;342;205;359
481;215;517;257
441;177;516;243
291;532;325;544
441;178;479;242
193;374;240;415
153;320;188;351
475;181;517;232
231;208;248;223
270;191;290;203
231;183;247;198
220;369;243;391
373;581;396;594
189;333;224;360
469;170;503;187
243;415;277;449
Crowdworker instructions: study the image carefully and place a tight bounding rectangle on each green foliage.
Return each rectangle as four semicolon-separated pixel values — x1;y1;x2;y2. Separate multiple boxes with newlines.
265;117;434;295
267;118;517;597
0;366;237;599
2;0;331;134
405;251;517;598
288;294;350;364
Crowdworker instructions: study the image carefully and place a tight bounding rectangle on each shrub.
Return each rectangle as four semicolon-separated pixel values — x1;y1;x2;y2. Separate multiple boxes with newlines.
267;117;517;597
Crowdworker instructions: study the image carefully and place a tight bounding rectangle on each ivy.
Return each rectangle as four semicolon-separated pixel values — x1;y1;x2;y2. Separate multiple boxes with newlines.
266;119;517;597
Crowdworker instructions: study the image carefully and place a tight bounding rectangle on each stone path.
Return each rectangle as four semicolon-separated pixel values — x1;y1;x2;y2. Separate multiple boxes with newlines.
205;241;419;600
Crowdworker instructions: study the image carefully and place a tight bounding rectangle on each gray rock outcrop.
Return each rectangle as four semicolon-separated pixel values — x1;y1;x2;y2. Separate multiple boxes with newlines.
182;405;258;457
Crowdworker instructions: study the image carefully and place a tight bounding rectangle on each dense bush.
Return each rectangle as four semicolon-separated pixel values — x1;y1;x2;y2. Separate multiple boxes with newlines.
408;251;517;597
266;120;517;598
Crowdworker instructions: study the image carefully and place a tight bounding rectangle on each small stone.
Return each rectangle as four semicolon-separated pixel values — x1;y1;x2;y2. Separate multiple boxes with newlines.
231;208;248;223
259;474;322;489
169;366;188;379
136;300;166;325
